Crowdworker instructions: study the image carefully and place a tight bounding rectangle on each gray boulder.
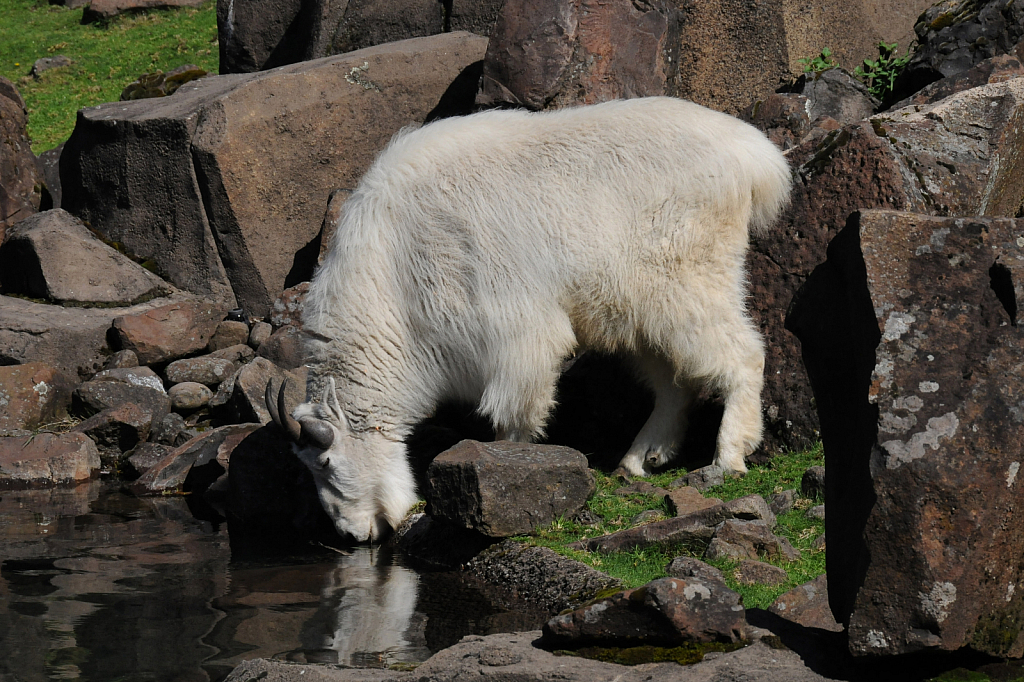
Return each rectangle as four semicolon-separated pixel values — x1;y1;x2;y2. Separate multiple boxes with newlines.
72;377;170;421
425;440;595;537
164;356;236;387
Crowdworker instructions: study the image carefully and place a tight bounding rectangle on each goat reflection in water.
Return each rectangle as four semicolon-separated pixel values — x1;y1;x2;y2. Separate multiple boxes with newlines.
291;549;429;667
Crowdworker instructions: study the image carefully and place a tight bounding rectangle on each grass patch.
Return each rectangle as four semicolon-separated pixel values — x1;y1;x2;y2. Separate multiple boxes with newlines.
0;0;219;152
516;444;827;609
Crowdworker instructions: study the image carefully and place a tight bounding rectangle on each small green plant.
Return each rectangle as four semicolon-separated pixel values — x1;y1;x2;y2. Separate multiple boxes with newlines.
798;47;837;74
855;41;912;101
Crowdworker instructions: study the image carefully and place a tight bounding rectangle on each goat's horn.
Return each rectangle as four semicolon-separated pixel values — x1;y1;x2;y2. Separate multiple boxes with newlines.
265;378;282;427
278;378;302;443
299;417;335;450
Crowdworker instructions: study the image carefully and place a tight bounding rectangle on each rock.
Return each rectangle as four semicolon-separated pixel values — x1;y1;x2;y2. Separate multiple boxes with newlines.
733;560;788;586
124;442;171;478
71;402;157;465
543;576;746;645
256;324;305;369
224;631;833;682
769;575;842;632
102;349;139;369
207;343;255;365
207;319;249;351
168;382;213;411
0;432;100;488
665;556;727;585
62;33;489;316
786;209;1024;657
770;489;797;515
812;533;826;551
464;539;621;612
752;77;1024;454
30;55;72;79
147;412;189;446
82;0;205;22
742;92;813;151
71;378;170;423
35;142;63;210
801;466;826;500
268;282;308;328
164;356;236;387
714;519;800;562
705;537;757;561
894;0;1024;102
314;189;351;264
110;300;227;365
615;480;670;498
129;423;258;495
892;51;1024;109
679;465;725;491
217;0;501;74
569;504;732;554
91;366;166;394
788;68;879;124
247;321;272;348
806;504;826;521
724;494;776;528
666;486;722;517
391;513;497;570
424;440;595;537
221;357;305;424
0;77;42;241
632;509;666;525
0;362;75;432
0;209;173;305
119;65;208;100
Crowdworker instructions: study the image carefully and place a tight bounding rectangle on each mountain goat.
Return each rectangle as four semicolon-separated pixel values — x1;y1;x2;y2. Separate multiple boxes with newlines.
268;96;791;542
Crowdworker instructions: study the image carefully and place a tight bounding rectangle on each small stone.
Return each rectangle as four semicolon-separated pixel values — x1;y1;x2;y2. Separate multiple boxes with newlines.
124;442;172;478
801;466;825;500
769;574;841;631
806;504;826;520
164;356;236;387
734;559;788;586
148;412;188;446
71;402;156;464
570;508;601;526
247;321;272;349
682;464;725;491
705;536;756;561
207;343;255;365
208;320;250;351
812;533;826;550
666;486;722;516
616;480;670;497
632;509;666;525
168;382;213;411
770;489;797;515
102;349;139;369
257;324;305;369
30;55;72;78
665;556;726;584
724;494;776;527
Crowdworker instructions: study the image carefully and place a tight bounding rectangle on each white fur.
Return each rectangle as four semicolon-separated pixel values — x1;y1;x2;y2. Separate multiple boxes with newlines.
294;97;791;540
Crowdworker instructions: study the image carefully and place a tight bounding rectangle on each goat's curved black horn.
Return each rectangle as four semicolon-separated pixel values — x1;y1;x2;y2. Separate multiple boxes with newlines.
278;378;302;443
265;378;282;427
299;417;335;451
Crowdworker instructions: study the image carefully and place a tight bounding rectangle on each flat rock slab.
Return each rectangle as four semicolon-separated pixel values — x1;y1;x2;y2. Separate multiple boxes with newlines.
569;504;733;554
0;362;74;432
0;432;100;488
787;209;1024;657
72;378;170;421
425;440;595;537
82;0;205;21
225;632;832;681
0;208;172;305
464;539;621;612
666;486;722;516
129;423;258;495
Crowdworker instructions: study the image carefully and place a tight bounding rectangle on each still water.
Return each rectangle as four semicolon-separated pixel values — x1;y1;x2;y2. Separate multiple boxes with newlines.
0;480;546;682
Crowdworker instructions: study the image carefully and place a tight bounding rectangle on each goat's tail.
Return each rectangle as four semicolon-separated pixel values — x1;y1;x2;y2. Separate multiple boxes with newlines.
746;140;793;236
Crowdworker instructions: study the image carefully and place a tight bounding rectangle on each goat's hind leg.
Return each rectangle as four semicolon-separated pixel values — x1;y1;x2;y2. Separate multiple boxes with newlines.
618;352;695;477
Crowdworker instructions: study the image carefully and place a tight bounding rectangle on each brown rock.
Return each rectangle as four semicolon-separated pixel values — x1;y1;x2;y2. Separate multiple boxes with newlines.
0;432;100;488
770;489;797;515
111;300;227;365
665;556;727;585
801;466;826;499
268;282;308;329
207;343;255;365
208;320;250;351
893;52;1024;109
0;209;172;305
786;209;1024;656
71;378;170;421
167;382;214;411
769;574;842;632
71;402;156;464
714;519;800;562
666;486;722;517
0;362;74;432
733;560;788;586
752;77;1024;454
315;189;352;264
543;576;746;645
164;356;236;387
129;423;258;495
91;366;166;394
425;440;595;537
615;480;670;498
0;77;41;241
569;504;732;554
62;33;489;316
102;349;139;369
124;442;172;478
256;324;305;369
222;357;305;424
724;494;776;527
247;321;272;348
82;0;205;21
705;537;757;561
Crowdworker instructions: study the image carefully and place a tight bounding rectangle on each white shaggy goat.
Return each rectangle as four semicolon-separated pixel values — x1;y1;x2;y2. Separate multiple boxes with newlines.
268;96;791;542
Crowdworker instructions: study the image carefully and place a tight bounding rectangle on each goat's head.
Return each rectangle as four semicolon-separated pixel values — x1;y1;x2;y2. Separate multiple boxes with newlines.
266;378;416;543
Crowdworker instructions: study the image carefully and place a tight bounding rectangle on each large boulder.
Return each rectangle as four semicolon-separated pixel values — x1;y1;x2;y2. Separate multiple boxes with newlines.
217;0;502;74
0;208;173;305
0;77;42;242
424;440;595;537
61;32;489;316
787;209;1024;657
751;77;1024;453
0;362;75;432
0;432;100;488
476;0;932;115
110;300;228;365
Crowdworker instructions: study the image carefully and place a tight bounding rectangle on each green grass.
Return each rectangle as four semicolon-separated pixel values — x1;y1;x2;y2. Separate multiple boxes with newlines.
517;444;827;610
0;0;219;152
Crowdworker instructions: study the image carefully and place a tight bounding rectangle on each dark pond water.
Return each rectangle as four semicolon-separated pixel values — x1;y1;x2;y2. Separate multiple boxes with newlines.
0;480;547;682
